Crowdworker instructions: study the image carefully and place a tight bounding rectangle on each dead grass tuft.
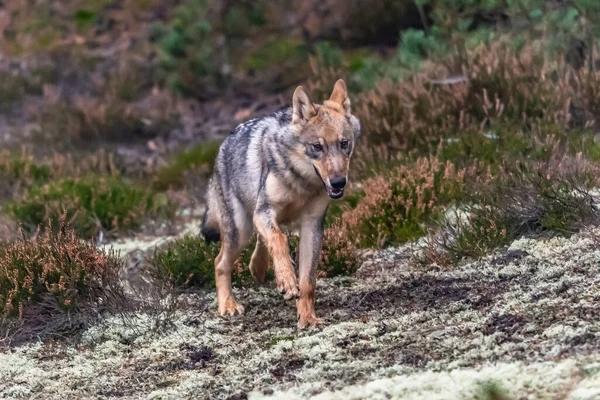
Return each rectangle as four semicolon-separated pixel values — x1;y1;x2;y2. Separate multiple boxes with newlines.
420;153;600;266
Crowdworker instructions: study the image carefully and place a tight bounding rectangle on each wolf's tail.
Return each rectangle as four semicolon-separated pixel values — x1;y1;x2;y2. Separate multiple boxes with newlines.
201;181;221;243
201;203;220;243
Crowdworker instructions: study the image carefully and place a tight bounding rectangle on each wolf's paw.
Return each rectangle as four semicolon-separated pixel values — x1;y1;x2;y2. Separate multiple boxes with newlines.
297;315;325;330
218;296;245;316
276;268;299;300
249;262;268;284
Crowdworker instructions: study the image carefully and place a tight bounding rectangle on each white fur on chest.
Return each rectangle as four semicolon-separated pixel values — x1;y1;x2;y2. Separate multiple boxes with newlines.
265;174;324;224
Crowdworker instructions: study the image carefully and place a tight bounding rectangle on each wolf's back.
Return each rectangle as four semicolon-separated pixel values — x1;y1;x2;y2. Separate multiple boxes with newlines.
200;107;293;244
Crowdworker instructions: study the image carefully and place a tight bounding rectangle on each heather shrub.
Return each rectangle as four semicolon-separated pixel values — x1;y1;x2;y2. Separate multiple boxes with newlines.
571;64;600;127
340;153;469;249
320;219;359;277
7;176;174;238
355;72;465;154
354;44;577;166
0;219;125;342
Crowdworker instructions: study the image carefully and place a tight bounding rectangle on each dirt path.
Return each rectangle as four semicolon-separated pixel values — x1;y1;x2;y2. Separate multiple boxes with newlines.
2;229;600;399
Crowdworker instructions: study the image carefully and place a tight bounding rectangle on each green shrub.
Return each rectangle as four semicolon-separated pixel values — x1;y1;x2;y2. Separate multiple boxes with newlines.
150;0;219;98
243;38;306;72
7;176;174;238
397;28;446;69
149;236;259;288
150;236;219;288
149;229;358;287
0;219;124;341
0;152;51;200
153;141;221;190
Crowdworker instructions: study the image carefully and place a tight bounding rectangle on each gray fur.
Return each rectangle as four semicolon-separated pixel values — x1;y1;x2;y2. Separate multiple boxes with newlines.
202;107;316;244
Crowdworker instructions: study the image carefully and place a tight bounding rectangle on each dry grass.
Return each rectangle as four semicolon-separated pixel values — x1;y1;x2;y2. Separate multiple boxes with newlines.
36;84;177;148
419;152;600;266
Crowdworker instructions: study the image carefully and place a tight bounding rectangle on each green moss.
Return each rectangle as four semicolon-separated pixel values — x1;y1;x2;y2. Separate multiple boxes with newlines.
266;335;295;347
7;176;174;238
470;379;509;400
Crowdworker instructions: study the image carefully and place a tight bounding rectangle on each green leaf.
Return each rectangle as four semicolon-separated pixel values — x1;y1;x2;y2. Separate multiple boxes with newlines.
528;9;543;21
458;17;473;32
74;9;95;29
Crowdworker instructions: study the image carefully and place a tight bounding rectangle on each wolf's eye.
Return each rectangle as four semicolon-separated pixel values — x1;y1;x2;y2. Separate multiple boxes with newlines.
312;143;323;151
340;139;349;149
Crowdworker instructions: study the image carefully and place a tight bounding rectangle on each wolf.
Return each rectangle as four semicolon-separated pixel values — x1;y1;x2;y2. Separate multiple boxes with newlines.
201;79;360;328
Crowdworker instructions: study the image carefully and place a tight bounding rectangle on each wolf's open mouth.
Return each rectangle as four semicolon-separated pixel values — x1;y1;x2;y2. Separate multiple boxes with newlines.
326;187;344;199
314;166;345;199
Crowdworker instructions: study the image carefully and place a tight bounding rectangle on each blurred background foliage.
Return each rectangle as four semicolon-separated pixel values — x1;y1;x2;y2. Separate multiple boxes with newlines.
2;0;598;98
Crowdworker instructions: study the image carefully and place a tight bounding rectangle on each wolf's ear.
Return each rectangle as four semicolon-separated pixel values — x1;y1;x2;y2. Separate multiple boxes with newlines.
350;115;361;139
292;86;316;125
326;79;351;115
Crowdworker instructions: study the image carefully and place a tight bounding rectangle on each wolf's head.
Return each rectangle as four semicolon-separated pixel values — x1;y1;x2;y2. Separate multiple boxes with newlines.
290;79;360;199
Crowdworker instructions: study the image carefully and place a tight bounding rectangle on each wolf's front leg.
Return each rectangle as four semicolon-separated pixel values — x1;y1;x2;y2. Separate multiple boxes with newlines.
297;198;329;329
215;242;245;316
254;209;299;300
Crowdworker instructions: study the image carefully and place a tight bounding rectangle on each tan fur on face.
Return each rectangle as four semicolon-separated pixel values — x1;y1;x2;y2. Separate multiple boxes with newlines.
308;109;351;181
290;79;353;182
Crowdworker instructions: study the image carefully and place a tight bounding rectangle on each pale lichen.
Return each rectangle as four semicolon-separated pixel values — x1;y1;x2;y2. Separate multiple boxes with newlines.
2;227;600;399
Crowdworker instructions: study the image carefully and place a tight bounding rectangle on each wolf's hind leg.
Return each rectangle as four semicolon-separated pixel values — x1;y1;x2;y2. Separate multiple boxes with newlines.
249;236;269;284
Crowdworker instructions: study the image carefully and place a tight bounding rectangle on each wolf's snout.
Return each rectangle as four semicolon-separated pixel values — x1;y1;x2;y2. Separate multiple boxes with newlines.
330;177;347;189
326;176;346;199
